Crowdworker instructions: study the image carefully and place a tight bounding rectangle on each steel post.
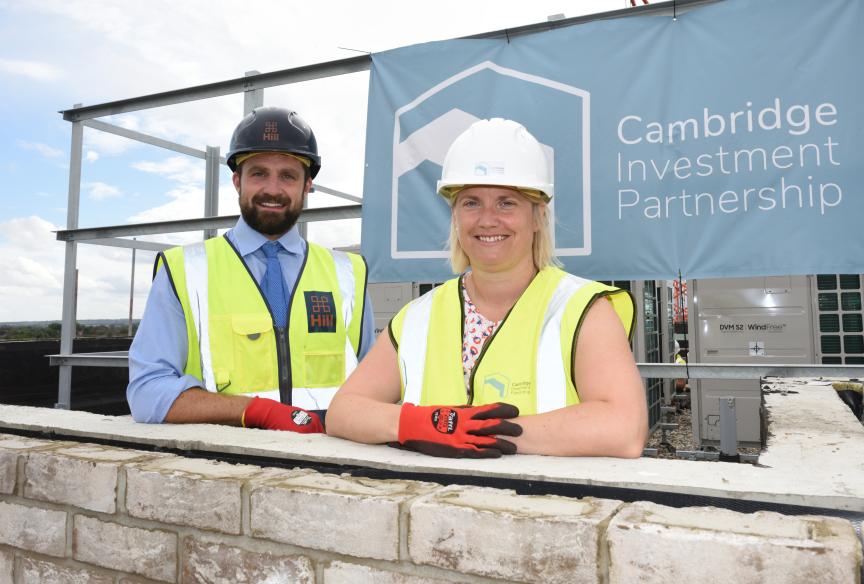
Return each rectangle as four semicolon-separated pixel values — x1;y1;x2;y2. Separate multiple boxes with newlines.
128;241;136;337
57;114;84;409
204;146;220;239
244;70;264;114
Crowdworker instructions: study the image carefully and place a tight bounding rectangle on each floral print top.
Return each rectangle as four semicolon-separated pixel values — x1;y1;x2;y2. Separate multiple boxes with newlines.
462;275;500;394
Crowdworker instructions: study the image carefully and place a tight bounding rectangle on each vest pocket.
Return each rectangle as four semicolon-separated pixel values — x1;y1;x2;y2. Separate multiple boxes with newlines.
303;351;344;388
230;315;276;392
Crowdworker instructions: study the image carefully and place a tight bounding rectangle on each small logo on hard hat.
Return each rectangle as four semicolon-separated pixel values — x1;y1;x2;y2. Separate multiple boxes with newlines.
263;121;279;141
474;161;504;177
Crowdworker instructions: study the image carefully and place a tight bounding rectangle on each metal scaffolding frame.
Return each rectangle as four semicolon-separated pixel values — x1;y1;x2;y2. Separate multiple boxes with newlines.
54;0;864;411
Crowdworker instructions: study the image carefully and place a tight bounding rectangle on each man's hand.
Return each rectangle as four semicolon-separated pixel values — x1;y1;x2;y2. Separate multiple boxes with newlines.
393;402;522;458
242;397;324;434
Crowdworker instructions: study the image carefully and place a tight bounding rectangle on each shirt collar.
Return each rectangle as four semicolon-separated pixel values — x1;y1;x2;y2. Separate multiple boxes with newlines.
231;215;306;257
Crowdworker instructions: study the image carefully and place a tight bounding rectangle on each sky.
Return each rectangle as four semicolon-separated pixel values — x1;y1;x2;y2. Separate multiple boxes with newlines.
0;0;632;322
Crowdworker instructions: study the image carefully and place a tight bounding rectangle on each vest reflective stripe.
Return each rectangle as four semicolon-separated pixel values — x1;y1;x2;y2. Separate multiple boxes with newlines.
183;242;216;392
241;387;340;410
331;250;359;380
398;292;435;405
535;275;588;413
244;389;280;401
160;237;365;406
292;386;340;411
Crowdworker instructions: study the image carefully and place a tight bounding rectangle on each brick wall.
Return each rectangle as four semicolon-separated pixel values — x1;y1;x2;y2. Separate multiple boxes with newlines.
0;432;860;584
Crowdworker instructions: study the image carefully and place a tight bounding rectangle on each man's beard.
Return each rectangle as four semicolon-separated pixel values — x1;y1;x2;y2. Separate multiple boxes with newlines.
239;195;302;236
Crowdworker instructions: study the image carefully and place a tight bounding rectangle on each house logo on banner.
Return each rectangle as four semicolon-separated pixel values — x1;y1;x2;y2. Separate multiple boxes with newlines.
389;61;592;260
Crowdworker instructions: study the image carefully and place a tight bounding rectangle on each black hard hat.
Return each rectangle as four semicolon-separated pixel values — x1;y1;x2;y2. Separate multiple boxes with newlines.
226;106;321;178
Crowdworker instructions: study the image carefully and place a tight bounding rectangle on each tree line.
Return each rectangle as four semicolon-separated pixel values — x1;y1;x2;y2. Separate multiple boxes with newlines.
0;322;138;341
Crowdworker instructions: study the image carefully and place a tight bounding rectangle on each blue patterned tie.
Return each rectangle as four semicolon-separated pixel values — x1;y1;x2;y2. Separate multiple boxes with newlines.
261;242;287;328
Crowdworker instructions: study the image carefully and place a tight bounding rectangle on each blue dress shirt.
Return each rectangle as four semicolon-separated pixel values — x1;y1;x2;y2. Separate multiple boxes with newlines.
127;217;376;423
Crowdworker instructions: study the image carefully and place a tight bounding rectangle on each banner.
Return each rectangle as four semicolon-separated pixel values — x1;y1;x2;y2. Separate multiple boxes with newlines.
361;0;864;282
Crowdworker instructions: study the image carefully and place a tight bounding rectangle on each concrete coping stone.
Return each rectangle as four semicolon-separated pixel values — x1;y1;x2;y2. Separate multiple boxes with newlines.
0;380;863;512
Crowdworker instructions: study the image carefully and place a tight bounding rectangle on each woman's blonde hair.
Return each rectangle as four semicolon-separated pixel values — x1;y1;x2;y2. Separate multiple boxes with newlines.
447;190;561;274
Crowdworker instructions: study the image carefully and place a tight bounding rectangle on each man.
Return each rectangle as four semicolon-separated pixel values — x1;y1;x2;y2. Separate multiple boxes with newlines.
127;106;373;433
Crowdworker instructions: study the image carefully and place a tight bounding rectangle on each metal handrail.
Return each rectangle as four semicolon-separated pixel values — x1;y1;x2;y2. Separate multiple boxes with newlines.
46;352;864;380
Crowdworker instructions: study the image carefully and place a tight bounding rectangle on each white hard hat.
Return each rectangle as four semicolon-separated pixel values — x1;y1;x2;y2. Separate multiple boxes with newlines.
436;118;553;203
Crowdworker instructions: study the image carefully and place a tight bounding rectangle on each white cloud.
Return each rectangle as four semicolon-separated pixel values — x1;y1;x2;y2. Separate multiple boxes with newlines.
0;216;59;251
129;181;237;220
17;140;64;158
85;150;99;162
87;181;122;200
132;156;204;185
0;57;61;81
0;215;157;321
0;216;65;321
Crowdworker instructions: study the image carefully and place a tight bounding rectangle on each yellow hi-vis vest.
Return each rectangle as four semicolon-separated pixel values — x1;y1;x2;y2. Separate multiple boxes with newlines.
157;235;367;410
389;267;634;415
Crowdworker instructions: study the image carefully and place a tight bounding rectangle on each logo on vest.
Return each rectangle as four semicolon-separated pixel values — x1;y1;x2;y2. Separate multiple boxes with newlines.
483;373;510;398
304;291;337;333
431;407;457;434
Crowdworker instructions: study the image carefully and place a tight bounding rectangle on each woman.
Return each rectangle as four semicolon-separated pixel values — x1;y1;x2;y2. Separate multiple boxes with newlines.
327;118;647;458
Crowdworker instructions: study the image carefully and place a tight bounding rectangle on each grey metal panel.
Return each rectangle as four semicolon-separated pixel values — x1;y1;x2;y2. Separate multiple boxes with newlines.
83;120;209;160
696;379;762;447
368;282;420;336
689;276;816;447
719;397;739;456
55;205;362;241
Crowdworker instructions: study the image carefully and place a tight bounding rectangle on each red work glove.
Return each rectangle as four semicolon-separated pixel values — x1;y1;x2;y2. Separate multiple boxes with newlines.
242;397;324;434
393;402;522;458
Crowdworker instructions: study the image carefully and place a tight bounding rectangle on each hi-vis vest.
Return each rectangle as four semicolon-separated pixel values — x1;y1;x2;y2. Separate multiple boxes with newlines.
157;235;367;410
389;267;634;415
